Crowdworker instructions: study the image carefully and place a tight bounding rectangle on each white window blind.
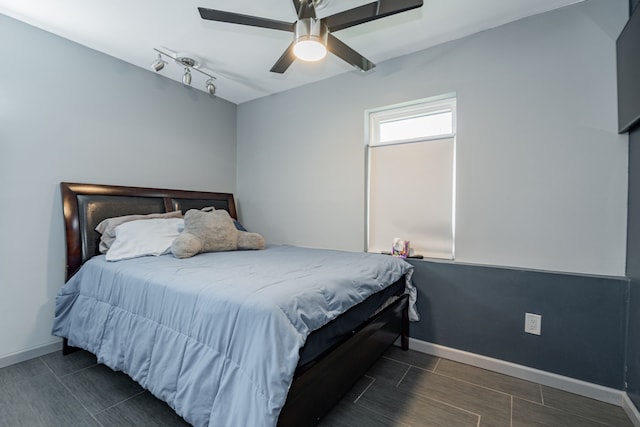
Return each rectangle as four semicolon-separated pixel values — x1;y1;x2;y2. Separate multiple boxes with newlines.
367;95;456;259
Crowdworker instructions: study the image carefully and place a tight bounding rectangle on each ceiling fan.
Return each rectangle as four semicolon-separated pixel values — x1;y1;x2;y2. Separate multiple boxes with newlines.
198;0;423;74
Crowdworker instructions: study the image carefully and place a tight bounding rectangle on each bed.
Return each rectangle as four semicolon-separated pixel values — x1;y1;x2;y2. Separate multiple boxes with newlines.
53;182;416;426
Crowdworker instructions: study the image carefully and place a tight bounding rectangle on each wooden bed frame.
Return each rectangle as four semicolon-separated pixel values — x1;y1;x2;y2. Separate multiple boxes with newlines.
59;182;409;426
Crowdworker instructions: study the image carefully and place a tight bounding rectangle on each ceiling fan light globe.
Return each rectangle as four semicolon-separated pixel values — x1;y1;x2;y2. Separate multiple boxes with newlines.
293;18;328;62
294;40;327;62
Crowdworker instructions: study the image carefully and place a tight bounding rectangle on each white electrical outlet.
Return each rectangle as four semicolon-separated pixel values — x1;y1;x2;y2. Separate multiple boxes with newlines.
525;313;542;335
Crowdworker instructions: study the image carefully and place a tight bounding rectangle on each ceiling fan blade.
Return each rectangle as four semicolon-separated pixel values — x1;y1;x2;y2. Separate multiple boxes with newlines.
327;33;375;72
324;0;423;32
198;7;294;32
270;42;297;73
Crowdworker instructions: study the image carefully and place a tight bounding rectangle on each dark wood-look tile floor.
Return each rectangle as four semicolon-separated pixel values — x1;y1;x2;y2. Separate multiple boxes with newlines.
0;347;633;426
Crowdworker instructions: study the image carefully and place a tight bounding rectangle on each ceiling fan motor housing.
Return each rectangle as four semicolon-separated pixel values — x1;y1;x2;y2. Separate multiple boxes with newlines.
294;18;328;47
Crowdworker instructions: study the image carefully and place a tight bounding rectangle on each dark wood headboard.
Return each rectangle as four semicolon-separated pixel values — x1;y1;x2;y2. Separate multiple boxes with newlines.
61;182;237;280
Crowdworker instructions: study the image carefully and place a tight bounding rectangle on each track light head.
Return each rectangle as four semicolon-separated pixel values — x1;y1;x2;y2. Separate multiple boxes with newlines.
182;67;192;86
151;54;166;72
206;79;216;96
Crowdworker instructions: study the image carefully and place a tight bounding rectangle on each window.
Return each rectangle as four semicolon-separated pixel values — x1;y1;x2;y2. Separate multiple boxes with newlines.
366;94;456;259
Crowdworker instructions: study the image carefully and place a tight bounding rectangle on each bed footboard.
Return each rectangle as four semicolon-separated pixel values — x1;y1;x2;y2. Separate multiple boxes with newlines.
277;293;410;426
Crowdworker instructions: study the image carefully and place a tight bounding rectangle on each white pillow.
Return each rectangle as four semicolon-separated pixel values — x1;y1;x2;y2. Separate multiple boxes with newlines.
95;210;183;253
106;218;184;262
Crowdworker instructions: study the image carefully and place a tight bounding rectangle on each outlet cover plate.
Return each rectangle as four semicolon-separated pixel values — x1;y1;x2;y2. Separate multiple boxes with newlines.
525;313;542;335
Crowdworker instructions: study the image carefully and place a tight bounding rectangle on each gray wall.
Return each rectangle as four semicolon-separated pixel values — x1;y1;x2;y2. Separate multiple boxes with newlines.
626;0;640;392
627;126;640;404
622;0;639;407
237;0;628;277
625;0;640;387
0;15;237;362
237;0;630;387
409;259;627;388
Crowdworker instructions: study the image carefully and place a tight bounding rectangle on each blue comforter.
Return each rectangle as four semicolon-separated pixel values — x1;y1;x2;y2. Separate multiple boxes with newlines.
52;245;415;426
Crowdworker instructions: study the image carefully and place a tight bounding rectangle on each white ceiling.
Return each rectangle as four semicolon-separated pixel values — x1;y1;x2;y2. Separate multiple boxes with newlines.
1;0;584;104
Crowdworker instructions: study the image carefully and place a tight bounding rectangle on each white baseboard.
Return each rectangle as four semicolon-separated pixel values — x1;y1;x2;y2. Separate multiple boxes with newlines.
403;336;640;426
399;338;625;407
623;393;640;427
0;340;61;369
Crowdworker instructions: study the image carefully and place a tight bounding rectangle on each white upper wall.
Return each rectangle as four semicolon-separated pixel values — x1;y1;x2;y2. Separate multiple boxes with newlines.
237;0;629;277
0;15;237;361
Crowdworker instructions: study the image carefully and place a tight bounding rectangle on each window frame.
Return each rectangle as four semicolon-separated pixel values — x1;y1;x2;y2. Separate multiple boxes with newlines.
365;93;457;259
369;94;457;147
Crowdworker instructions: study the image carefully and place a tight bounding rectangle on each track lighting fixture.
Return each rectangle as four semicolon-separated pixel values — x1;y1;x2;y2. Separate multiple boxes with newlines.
152;48;218;96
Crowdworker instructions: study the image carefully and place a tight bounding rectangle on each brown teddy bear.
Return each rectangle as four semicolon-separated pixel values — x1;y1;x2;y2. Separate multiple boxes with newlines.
171;208;265;259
